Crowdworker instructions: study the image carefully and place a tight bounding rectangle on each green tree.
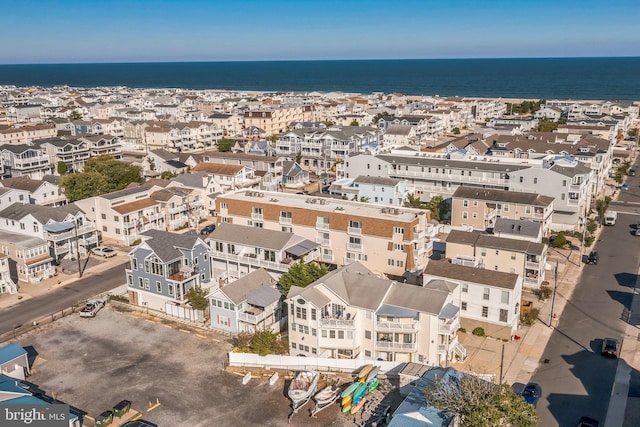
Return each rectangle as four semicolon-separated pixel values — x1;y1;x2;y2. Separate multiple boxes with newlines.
217;137;233;152
61;155;142;201
629;128;638;142
424;373;538;427
586;218;598;235
295;151;303;165
148;157;156;171
186;285;209;310
451;127;461;135
596;196;612;224
372;112;392;124
536;118;559;132
359;196;371;203
250;329;280;356
349;119;360;126
57;161;68;175
60;171;109;202
428;195;447;222
279;259;330;296
403;193;426;209
266;134;278;143
68;110;83;121
552;232;568;248
160;171;177;179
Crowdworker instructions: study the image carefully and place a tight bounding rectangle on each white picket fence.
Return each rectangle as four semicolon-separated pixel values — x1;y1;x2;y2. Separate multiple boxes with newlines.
227;352;404;375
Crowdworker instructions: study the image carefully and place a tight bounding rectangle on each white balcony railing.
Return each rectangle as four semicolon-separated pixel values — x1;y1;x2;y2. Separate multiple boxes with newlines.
316;222;330;231
211;250;319;272
279;216;292;225
251;212;264;221
347;227;362;236
343;257;356;265
321;254;334;263
238;309;272;324
347;243;363;252
438;318;461;335
375;341;417;352
319;318;356;329
316;237;330;245
44;224;96;242
525;261;540;270
376;321;418;332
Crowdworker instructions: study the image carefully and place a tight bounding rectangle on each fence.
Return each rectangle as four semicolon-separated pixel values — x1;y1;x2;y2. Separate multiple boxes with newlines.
109;299;208;328
0;305;78;344
227;352;404;376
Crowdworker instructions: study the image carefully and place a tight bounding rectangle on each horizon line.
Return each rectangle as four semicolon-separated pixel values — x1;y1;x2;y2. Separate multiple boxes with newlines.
1;55;639;66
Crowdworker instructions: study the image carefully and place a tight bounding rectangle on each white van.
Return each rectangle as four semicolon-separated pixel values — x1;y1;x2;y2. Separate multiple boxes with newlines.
604;210;617;226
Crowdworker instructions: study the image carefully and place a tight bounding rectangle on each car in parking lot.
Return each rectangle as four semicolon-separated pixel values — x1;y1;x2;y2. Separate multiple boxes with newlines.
200;224;216;235
586;251;599;265
91;245;117;258
628;168;636;176
520;382;542;407
621;184;630;191
577;416;599;426
79;299;105;318
601;337;620;358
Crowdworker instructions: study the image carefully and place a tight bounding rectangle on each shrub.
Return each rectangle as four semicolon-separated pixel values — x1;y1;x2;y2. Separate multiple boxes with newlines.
472;327;486;337
130;238;142;246
521;308;540;326
551;232;568;248
458;327;466;333
536;286;552;301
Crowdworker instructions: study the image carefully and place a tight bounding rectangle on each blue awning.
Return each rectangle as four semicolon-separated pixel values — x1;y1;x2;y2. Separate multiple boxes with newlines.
376;304;417;318
438;303;459;320
43;221;74;233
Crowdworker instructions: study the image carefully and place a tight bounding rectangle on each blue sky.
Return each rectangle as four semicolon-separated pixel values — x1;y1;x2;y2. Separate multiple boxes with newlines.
2;0;639;64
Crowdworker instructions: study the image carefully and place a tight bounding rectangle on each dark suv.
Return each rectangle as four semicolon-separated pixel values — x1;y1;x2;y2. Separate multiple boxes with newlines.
586;251;599;265
601;337;619;358
200;224;216;235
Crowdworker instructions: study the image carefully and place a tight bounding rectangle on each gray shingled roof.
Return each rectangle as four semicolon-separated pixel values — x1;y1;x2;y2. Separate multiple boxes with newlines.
493;218;541;239
353;175;401;186
140;229;202;263
220;268;276;305
171;172;208;189
383;283;450;316
102;186;148;200
0;202;85;224
0;177;46;193
207;223;295;251
424;260;519;289
376;154;530;173
446;230;545;255
452;187;554;206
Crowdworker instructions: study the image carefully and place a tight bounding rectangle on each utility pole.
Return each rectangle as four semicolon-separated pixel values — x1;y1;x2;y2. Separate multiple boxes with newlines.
499;343;505;384
74;221;83;278
549;260;558;328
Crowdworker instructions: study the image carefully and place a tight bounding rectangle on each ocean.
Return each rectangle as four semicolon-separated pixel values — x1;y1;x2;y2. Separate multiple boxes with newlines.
0;57;639;100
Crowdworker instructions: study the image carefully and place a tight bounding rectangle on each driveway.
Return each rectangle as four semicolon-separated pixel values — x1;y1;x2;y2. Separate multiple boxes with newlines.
21;307;351;427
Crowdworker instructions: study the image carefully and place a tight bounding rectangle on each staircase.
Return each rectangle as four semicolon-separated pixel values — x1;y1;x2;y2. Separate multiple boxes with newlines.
453;341;467;361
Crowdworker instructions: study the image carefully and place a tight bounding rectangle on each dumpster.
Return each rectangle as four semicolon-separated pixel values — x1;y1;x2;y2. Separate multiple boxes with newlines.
95;410;113;427
112;400;132;418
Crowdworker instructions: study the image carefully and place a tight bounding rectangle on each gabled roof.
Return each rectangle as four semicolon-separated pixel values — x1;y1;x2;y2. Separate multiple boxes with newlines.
139;229;203;263
0;176;46;193
424;260;519;289
352;175;401;186
150;187;191;202
192;162;244;175
208;223;297;251
0;343;27;364
446;230;545;255
0;202;85;224
493;218;541;239
111;197;159;214
218;268;277;305
171;172;208;189
452;187;554;206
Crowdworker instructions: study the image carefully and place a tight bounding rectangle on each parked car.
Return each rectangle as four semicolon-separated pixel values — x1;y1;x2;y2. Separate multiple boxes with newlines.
635;226;640;236
621;184;630;191
121;421;158;427
520;382;542;407
577;416;599;427
612;158;621;164
601;337;619;358
80;299;105;318
628;169;636;176
200;224;216;235
586;251;599;265
91;245;117;258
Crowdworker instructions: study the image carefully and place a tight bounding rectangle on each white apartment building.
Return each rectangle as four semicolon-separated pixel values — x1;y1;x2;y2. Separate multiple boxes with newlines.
286;262;466;364
215;190;432;277
328;175;414;207
423;260;522;340
0;176;67;207
0;125;56;145
0;144;54;179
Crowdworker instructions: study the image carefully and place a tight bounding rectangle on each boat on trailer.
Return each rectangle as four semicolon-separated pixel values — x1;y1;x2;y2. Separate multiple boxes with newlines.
311;382;342;417
287;371;320;421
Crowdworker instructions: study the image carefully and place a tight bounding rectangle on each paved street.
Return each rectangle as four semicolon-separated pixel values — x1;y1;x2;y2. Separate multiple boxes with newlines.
531;158;640;427
0;260;128;335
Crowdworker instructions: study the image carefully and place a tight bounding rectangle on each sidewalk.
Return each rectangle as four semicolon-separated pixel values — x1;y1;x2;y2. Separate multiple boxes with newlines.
0;251;127;311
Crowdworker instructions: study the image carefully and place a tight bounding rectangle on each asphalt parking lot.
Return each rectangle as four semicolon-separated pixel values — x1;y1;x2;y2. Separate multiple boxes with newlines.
19;307;352;427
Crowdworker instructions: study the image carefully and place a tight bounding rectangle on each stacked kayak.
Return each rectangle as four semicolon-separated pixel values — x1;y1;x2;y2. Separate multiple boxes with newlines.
340;364;381;414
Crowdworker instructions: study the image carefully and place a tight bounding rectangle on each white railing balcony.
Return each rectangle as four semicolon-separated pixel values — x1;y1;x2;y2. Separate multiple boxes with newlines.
147;212;164;222
438;318;461;335
375;341;417;352
569;184;583;192
321;254;333;263
524;277;540;286
484;209;498;221
412;230;425;241
525;261;540;270
533;211;546;219
169;205;186;214
347;227;362;236
279;217;292;225
347;243;363;252
319;318;356;329
251;212;264;221
238;310;271;324
316;237;330;245
44;224;96;242
376;321;418;332
567;199;580;206
316;222;330;230
343;257;356;265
